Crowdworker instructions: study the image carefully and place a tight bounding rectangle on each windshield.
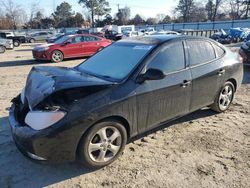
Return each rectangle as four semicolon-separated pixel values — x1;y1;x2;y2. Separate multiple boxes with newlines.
77;43;154;81
54;35;72;44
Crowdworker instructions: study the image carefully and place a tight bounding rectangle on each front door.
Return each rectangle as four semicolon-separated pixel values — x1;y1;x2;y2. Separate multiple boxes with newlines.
62;36;84;57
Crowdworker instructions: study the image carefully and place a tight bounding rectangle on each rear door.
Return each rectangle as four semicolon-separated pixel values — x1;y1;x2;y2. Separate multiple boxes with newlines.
82;36;101;55
186;39;225;111
136;41;192;133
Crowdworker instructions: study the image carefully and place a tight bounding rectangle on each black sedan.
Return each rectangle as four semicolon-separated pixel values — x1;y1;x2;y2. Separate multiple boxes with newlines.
9;35;243;169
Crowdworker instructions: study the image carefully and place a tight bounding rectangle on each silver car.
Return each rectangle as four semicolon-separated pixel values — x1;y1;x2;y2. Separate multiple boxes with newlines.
0;38;13;53
27;32;54;43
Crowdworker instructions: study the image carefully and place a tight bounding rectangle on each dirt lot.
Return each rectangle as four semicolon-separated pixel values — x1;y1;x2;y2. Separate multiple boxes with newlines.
0;45;249;188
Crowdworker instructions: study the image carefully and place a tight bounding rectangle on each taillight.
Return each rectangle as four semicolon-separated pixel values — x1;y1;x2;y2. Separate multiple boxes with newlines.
239;49;246;63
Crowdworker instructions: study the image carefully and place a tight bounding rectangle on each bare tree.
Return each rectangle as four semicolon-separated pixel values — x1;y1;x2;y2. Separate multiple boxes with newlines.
175;0;195;22
205;0;224;21
0;0;25;29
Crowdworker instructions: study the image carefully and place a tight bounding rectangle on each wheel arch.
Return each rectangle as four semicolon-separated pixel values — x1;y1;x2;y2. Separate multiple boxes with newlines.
227;78;237;91
75;115;131;159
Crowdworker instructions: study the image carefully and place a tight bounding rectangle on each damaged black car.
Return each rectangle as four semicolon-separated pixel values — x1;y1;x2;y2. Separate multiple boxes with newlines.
9;35;243;169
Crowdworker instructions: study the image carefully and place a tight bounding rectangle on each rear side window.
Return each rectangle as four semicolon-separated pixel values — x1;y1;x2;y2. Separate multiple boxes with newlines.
213;43;225;57
83;36;99;41
147;41;185;73
186;40;216;66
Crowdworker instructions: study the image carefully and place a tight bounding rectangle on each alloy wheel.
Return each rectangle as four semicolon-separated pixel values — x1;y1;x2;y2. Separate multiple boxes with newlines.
0;46;5;53
88;126;122;163
52;51;63;62
219;85;233;111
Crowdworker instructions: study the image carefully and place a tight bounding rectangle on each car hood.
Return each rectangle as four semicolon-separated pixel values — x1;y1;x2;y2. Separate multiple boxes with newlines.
24;66;114;108
33;43;55;50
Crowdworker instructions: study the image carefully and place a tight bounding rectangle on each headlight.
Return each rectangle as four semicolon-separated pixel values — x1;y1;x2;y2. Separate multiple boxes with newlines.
25;110;66;130
20;88;25;104
35;47;50;52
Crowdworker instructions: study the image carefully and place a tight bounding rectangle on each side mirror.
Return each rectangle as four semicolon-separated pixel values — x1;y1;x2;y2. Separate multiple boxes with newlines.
136;68;165;84
62;41;70;46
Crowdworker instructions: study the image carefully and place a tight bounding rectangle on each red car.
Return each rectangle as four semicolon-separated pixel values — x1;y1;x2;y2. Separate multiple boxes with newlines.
32;34;112;62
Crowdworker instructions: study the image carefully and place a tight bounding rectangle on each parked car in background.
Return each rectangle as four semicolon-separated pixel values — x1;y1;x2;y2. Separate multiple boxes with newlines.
46;33;65;43
76;29;90;34
239;41;250;66
0;37;14;53
104;29;123;41
27;32;54;43
123;31;144;37
140;27;156;35
0;32;26;47
10;35;243;169
210;29;232;44
228;28;250;42
33;34;112;62
91;32;105;38
151;30;180;35
5;32;14;37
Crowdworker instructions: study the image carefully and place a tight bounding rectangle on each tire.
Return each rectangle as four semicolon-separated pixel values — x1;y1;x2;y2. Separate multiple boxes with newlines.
210;81;235;113
13;40;20;47
0;45;6;53
78;120;127;169
51;50;64;63
29;38;35;43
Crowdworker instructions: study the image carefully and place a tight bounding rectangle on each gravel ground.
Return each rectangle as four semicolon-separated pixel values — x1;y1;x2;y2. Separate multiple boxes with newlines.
0;45;249;188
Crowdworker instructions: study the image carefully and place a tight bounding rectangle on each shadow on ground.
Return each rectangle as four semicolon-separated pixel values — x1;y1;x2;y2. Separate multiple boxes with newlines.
0;60;49;68
0;117;92;188
0;107;217;188
0;57;86;68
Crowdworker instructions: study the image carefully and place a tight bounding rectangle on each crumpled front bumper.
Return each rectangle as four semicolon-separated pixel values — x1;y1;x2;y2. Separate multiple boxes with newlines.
8;102;79;162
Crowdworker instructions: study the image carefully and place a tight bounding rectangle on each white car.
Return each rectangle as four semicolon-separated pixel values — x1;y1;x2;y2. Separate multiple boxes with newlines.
151;30;181;35
123;31;144;37
0;38;14;53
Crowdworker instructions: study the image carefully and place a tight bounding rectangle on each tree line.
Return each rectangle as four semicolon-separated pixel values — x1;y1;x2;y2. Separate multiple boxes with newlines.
0;0;250;30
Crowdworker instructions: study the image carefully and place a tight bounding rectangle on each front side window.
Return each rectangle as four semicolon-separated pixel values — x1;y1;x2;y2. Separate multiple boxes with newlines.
187;40;216;66
69;36;83;44
77;43;154;81
147;41;185;73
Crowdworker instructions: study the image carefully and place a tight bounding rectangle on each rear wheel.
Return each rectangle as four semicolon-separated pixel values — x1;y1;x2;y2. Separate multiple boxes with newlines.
29;38;35;43
0;45;6;53
211;82;235;112
78;120;127;169
13;40;20;47
51;50;64;63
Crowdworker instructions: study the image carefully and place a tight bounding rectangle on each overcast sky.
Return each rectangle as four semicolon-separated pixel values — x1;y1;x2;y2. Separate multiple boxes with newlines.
11;0;178;19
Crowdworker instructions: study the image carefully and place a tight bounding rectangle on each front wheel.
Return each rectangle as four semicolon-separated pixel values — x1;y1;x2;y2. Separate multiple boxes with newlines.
78;120;127;169
13;40;20;47
211;81;235;112
51;50;64;63
29;38;35;43
0;45;6;53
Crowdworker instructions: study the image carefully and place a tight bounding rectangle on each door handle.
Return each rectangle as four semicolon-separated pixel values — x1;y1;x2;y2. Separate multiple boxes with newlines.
96;43;100;45
217;69;225;76
181;80;192;88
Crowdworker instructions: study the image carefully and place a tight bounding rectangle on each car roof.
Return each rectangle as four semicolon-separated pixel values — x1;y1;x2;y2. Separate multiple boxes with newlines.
118;35;215;45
